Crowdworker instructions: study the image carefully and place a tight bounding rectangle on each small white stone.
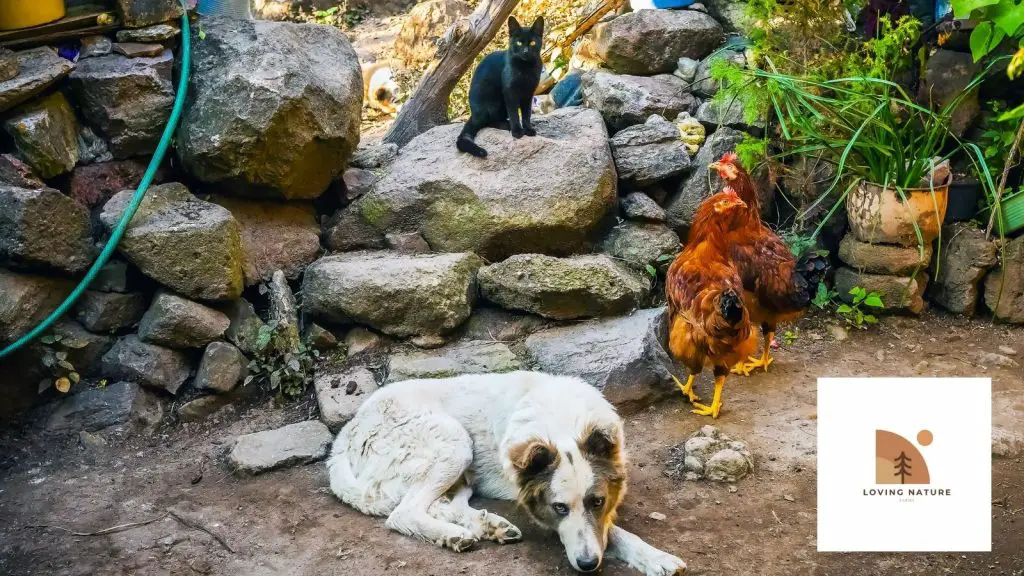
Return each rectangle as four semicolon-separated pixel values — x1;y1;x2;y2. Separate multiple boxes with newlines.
648;512;667;521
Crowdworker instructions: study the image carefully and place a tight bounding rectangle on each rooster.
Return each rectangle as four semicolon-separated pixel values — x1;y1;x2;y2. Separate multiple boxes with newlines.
706;152;828;375
666;189;759;419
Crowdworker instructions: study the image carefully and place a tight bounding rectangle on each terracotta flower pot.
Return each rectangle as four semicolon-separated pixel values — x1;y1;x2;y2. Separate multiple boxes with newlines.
846;174;952;247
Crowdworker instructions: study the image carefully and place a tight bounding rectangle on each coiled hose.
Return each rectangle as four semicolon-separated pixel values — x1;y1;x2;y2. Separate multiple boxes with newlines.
0;4;192;360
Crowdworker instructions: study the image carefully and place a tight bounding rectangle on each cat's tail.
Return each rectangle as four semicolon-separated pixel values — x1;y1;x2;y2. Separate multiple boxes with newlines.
456;119;487;158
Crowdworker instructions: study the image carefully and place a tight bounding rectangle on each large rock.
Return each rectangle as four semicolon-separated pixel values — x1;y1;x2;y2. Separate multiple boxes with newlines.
73;291;149;332
229;420;332;474
346;107;615;260
387;341;523;383
268;269;300;350
525;308;674;407
594;9;723;75
695;99;766;136
0;270;72;344
138;291;231;348
100;334;192;394
220;298;266;356
69;159;166;211
394;0;471;67
211;197;320;286
0;48;74;113
100;183;245;301
315;367;378;432
322;207;387;252
930;224;998;315
303;251;482;337
178;18;362;200
621;192;666;222
693;50;746;98
0;186;93;275
602;222;680;269
838;234;932;276
478;254;651;320
703;0;751;32
460;307;548;342
665;127;746;231
834;267;926;314
117;24;180;43
609;115;692;187
0;154;44;189
115;0;184;28
44;381;149;432
350;143;398;170
195;341;248;394
984;236;1024;324
68;51;175;159
920;50;979;137
582;71;697;132
4;92;78;178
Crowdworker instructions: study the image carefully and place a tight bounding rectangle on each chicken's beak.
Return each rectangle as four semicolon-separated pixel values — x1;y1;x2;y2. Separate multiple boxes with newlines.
708;161;722;171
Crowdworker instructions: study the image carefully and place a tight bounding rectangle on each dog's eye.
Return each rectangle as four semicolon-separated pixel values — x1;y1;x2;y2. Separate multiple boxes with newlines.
552;503;569;516
587;496;605;509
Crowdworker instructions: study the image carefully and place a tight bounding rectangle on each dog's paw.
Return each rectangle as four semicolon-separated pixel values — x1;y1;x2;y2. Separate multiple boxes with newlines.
490;519;522;544
523;126;536;137
445;535;479;553
643;550;686;576
511;128;524;139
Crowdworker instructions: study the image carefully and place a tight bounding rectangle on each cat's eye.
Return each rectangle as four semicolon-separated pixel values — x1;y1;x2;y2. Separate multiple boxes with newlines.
530;41;536;46
552;503;569;516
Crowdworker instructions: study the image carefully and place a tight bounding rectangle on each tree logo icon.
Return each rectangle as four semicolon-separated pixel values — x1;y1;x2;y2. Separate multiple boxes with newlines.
875;430;931;485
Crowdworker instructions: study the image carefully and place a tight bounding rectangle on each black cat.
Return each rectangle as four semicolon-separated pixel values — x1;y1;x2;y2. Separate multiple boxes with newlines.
456;16;544;158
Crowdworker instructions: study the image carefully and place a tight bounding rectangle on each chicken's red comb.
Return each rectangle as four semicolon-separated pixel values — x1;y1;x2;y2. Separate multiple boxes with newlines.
721;152;739;164
723;186;737;196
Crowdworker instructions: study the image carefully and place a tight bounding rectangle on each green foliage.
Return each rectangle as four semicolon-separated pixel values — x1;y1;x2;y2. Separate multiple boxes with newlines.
245;320;318;398
836;286;884;329
952;0;1024;62
781;329;799;346
812;281;839;310
979;101;1020;174
39;332;88;392
313;2;367;30
735;133;768;169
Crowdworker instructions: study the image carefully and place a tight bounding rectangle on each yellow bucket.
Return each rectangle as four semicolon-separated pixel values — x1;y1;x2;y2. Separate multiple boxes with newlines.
0;0;66;31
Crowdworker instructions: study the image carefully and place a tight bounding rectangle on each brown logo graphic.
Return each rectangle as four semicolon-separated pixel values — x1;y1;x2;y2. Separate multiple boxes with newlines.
875;430;932;485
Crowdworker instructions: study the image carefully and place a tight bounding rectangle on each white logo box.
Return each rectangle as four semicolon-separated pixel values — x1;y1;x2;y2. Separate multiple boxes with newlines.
817;377;991;552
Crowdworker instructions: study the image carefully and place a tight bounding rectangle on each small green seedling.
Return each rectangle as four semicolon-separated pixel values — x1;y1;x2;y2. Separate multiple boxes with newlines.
837;287;884;329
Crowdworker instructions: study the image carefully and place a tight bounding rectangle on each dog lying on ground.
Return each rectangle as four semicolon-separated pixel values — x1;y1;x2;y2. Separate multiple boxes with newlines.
327;371;686;575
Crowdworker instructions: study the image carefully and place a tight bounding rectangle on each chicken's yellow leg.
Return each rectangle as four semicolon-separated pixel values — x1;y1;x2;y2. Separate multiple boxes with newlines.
672;374;700;403
691;375;725;418
741;331;775;373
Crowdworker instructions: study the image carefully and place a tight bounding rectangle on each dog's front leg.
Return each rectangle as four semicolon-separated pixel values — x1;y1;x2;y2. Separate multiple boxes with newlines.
606;525;686;576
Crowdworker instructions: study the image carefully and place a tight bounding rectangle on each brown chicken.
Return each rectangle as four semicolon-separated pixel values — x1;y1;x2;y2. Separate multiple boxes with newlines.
665;189;759;419
707;152;827;375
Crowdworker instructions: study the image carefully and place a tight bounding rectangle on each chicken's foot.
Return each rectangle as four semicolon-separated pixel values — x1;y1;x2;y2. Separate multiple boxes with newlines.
691;375;725;418
739;331;775;374
672;374;700;403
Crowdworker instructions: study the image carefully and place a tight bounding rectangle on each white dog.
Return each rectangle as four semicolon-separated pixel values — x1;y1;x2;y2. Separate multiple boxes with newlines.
327;371;686;575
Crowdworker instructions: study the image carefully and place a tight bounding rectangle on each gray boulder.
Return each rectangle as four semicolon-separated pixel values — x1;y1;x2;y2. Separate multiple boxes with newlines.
100;334;192;394
117;23;180;43
100;183;245;301
524;308;674;407
345;107;615;260
138;291;231;348
984;236;1024;324
303;251;482;337
4;92;79;178
921;50;979;137
79;36;113;59
0;269;72;344
834;267;927;314
0;185;93;275
304;322;338;351
115;0;184;28
387;341;523;383
478;254;651;320
45;381;152;432
73;291;149;332
460;307;548;342
665;127;746;231
0;154;44;189
594;9;723;75
693;50;747;97
178;18;362;200
695;99;766;136
601;222;680;269
609;115;692;187
68;51;174;159
177;394;231;423
702;0;752;32
838;234;932;276
322;207;387;252
211;197;320;286
621;192;666;222
268;270;300;351
0;47;74;113
350;143;398;169
229;420;333;474
930;223;998;315
674;57;700;83
583;71;697;132
315;367;378;431
195;341;248;394
220;298;266;356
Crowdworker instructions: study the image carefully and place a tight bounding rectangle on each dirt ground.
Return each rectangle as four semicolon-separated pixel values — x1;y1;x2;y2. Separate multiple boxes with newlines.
1;310;1023;576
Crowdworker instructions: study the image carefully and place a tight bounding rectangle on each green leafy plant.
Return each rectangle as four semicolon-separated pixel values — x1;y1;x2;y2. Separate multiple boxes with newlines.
781;329;799;346
39;332;87;393
952;0;1024;120
245;320;318;398
812;281;839;310
836;287;884;329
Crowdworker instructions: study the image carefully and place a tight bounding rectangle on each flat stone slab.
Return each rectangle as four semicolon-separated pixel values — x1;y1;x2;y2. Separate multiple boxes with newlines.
45;381;142;432
387;341;523;383
229;420;333;474
0;48;74;113
314;367;378;432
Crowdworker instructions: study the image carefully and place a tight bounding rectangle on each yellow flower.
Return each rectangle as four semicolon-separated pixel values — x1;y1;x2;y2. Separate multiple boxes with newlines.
1009;47;1024;80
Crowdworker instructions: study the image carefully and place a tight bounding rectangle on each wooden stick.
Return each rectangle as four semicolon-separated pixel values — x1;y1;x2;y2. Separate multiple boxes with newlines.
986;119;1024;240
25;509;235;554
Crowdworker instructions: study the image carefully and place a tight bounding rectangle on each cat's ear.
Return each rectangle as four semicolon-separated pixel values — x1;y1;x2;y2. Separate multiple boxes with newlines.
531;16;544;38
508;16;521;34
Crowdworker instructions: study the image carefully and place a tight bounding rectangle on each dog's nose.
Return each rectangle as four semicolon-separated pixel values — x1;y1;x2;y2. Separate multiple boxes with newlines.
576;557;600;572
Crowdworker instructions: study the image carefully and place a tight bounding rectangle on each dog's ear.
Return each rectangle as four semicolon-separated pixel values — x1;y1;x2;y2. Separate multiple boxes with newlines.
580;425;618;461
509;439;557;477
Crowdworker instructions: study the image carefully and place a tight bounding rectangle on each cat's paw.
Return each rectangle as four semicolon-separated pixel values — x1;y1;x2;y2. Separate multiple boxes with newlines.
511;128;525;139
523;126;536;137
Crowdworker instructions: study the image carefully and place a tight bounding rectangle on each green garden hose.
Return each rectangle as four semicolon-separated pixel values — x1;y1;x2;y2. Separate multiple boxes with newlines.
0;5;192;361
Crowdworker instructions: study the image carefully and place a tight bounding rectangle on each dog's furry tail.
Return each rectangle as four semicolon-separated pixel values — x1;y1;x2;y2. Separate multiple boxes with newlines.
456;119;487;158
327;443;360;505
